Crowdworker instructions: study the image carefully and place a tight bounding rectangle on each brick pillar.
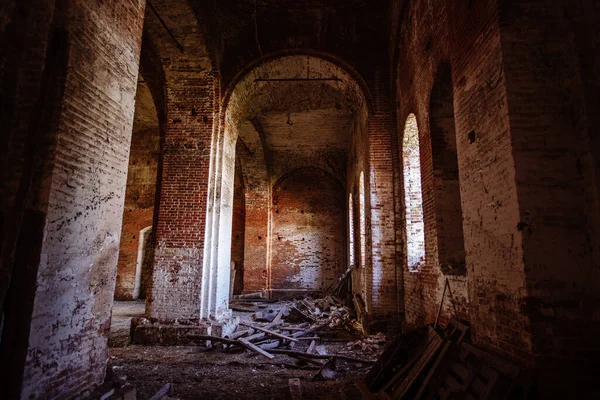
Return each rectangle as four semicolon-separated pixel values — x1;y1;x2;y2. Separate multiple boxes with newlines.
148;62;218;321
0;1;145;398
367;74;401;329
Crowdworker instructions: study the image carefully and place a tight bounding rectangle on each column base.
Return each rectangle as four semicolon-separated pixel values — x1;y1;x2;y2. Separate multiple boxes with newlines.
131;315;239;345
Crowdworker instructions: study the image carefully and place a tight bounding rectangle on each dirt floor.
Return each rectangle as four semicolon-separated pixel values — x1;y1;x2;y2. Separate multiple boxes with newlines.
99;301;379;400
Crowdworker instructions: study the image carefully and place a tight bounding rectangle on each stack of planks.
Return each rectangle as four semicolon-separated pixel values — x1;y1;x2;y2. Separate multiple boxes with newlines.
363;320;534;400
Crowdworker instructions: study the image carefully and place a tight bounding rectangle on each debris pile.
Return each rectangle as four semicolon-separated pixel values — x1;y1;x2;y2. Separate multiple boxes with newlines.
363;319;535;399
159;291;385;383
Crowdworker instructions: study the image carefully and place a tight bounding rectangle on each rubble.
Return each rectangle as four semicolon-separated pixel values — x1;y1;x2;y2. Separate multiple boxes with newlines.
363;319;535;399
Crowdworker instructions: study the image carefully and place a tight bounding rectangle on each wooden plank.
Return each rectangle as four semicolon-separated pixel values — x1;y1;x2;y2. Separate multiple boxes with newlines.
245;332;267;342
269;349;374;364
380;328;439;393
272;309;284;324
392;334;444;398
240;322;298;342
414;340;452;400
294;354;326;367
451;362;470;384
258;340;283;350
148;383;172;400
238;337;275;359
307;340;317;354
228;329;254;339
187;335;239;346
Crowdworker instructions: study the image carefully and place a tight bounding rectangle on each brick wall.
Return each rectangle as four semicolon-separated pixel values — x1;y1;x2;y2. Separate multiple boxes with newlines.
358;72;402;330
236;121;270;293
395;0;531;360
497;0;600;385
270;168;346;298
114;80;161;300
148;62;216;320
429;63;467;276
402;114;425;271
231;152;245;294
0;1;146;398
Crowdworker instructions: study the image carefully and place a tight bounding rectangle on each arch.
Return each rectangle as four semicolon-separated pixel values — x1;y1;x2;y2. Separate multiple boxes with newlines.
230;152;245;295
430;62;466;275
222;53;372;132
272;166;345;194
114;73;161;301
222;50;374;118
402;114;425;271
203;53;368;306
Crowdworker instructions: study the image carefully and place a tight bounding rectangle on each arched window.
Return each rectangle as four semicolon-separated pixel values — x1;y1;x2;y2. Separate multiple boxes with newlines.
359;171;366;269
348;193;355;267
403;114;425;271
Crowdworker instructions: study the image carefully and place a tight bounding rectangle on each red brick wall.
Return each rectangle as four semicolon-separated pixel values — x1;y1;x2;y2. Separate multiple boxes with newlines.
236;121;270;294
148;66;217;320
143;0;219;320
429;63;467;276
114;125;160;300
270;168;346;298
231;153;245;295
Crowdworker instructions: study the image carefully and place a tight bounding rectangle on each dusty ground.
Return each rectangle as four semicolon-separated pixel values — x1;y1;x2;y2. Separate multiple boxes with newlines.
99;301;376;400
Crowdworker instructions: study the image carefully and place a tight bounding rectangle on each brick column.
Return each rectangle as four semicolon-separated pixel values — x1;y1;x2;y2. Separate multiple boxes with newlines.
148;61;217;321
1;1;146;398
367;77;401;329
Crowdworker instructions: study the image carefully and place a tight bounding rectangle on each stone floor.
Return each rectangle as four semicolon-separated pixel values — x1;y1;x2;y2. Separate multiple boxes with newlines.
109;300;145;347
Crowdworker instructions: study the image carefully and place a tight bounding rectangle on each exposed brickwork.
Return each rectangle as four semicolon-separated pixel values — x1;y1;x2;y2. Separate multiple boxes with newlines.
148;64;216;320
236;121;270;293
231;153;246;295
270;168;346;298
394;0;530;360
367;82;401;330
429;63;467;276
114;80;160;300
0;1;145;398
402;114;425;271
496;0;600;391
2;1;599;398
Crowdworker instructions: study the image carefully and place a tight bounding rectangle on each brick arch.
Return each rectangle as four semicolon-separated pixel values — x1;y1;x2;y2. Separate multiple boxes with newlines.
222;52;372;131
222;49;374;117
